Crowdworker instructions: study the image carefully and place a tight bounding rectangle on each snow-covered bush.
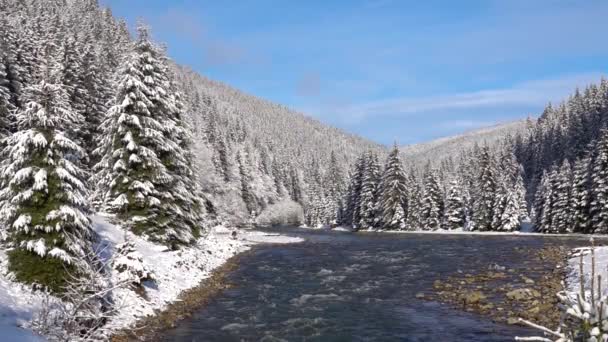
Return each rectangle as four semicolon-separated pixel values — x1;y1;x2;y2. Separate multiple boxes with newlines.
256;199;304;227
517;239;608;342
30;246;130;341
112;240;155;286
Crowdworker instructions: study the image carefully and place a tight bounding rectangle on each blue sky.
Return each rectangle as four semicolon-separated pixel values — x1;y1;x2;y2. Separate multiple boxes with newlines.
100;0;608;145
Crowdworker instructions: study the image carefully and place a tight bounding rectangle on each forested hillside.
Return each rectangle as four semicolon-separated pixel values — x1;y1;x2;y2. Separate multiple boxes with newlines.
400;120;530;167
341;79;608;234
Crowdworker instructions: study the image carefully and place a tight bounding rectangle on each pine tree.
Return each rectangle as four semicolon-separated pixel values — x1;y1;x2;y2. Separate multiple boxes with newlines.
57;35;87;146
405;169;421;230
591;130;608;234
471;146;498;231
237;151;256;215
420;168;444;230
94;25;199;246
377;145;408;230
571;156;592;233
550;160;573;233
444;179;465;230
359;152;380;230
538;167;561;233
325;151;345;225
80;39;111;160
343;155;366;229
0;60;13;137
0;63;92;291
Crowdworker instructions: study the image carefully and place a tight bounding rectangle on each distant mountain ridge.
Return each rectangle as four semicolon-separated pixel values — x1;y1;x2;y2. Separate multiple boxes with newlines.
400;120;531;166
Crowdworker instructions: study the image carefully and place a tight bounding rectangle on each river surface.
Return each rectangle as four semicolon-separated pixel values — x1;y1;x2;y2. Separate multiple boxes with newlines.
162;228;589;342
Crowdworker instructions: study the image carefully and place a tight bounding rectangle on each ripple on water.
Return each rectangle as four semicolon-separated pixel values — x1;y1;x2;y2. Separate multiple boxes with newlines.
316;268;333;276
162;231;588;341
289;293;346;306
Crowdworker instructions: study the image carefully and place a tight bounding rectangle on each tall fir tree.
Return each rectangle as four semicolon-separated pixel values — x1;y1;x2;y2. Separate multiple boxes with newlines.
420;168;444;230
471;146;498;231
571;155;592;233
0;56;93;291
94;25;200;246
359;152;380;230
591;129;608;233
377;145;408;230
444;179;465;230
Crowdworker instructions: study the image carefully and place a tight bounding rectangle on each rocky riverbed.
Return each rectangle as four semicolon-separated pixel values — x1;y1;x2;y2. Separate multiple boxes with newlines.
420;245;569;329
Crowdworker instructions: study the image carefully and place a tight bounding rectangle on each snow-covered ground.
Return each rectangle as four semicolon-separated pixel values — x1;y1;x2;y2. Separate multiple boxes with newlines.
566;244;608;297
0;214;304;341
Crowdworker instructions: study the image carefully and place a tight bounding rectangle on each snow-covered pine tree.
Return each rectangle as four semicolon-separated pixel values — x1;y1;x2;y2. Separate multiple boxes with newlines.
94;25;200;246
80;38;111;160
377;145;408;230
471;146;498;231
550;159;573;233
324;151;345;225
289;166;303;204
343;155;366;229
0;54;93;292
420;168;444;231
444;179;465;230
0;60;13;137
405;169;421;230
500;149;529;222
538;167;561;233
499;192;521;231
57;35;87;146
237;151;256;216
571;155;592;233
359;152;380;230
591;129;608;233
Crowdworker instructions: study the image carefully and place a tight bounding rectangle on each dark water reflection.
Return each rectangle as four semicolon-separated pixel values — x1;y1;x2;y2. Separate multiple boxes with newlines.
162;228;589;342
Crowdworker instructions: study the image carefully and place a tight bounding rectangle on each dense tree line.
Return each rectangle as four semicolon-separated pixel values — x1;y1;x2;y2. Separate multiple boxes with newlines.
334;144;529;231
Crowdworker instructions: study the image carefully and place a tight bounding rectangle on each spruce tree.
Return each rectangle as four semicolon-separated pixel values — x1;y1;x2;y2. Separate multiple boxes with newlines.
344;155;366;229
420;168;443;230
237;151;256;216
0;61;13;137
95;25;200;246
405;169;421;230
377;145;408;230
550;160;573;233
471;146;497;231
592;130;608;233
444;179;465;230
359;152;380;230
571;156;592;233
0;64;92;291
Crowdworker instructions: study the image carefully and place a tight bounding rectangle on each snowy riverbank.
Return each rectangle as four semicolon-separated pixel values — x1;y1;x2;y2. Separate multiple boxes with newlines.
0;215;303;341
566;244;608;298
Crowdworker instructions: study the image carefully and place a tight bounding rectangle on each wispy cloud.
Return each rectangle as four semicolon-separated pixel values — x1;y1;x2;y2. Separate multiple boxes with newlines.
325;72;603;122
153;8;249;66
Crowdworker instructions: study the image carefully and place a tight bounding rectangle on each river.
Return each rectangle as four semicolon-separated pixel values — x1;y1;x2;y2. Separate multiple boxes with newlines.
161;228;588;341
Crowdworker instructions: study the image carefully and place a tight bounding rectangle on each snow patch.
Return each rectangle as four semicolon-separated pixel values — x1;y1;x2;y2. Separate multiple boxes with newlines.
0;214;303;340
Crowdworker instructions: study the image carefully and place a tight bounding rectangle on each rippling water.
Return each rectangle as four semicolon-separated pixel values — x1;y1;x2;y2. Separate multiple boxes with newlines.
162;228;587;342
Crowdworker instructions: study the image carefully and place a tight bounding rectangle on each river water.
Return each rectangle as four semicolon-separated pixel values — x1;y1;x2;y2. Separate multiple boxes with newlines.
162;228;588;342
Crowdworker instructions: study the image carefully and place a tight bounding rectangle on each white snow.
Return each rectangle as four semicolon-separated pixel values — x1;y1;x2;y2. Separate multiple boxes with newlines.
0;250;46;341
566;244;608;298
0;213;303;340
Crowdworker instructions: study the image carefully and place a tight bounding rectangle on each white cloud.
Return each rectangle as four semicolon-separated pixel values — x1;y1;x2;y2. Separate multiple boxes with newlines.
328;72;604;122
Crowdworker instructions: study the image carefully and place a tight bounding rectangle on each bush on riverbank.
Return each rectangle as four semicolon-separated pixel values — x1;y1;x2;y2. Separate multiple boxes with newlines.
256;200;304;227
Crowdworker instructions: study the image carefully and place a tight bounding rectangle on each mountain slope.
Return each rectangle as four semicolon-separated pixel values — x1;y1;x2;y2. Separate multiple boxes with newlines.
400;120;531;167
